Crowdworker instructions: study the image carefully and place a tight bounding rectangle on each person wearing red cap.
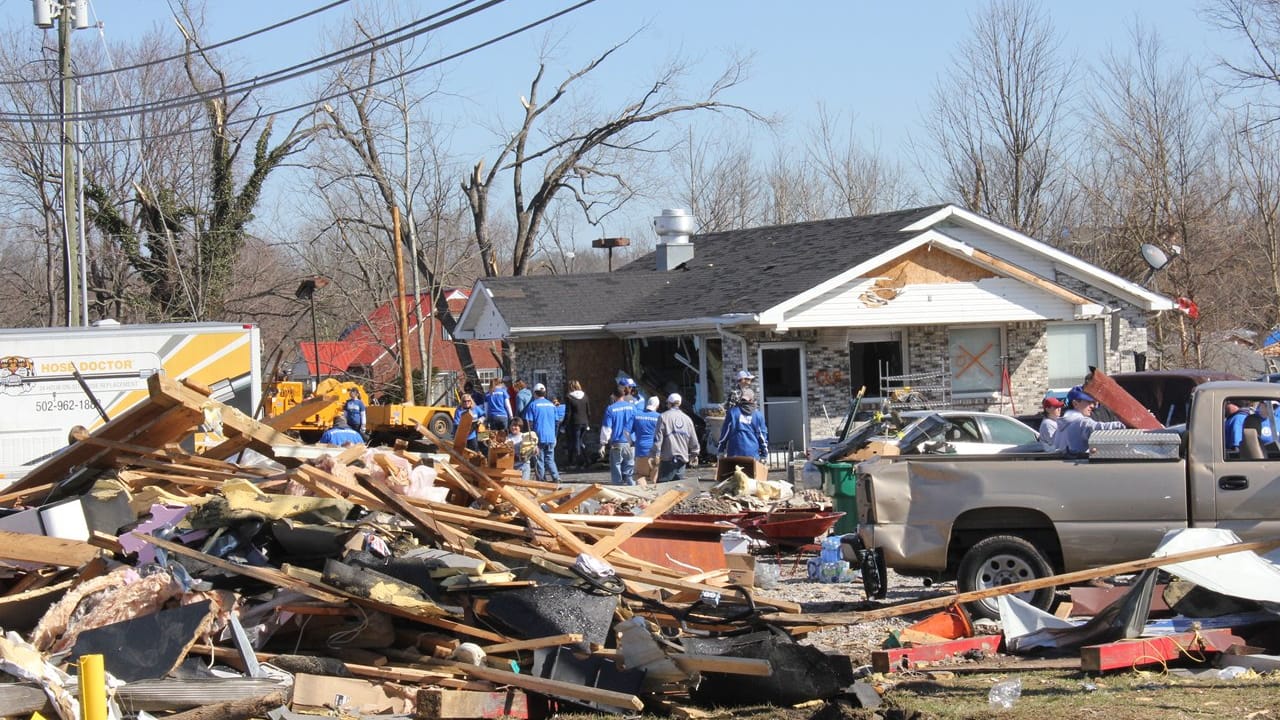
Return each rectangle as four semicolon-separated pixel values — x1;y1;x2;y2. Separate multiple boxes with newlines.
1038;395;1064;445
1054;385;1126;456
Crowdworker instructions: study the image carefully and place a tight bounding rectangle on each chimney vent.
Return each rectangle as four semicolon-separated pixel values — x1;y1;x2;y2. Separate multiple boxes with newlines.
654;209;696;271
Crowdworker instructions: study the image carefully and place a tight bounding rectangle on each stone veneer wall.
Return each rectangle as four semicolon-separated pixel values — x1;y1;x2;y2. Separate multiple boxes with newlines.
510;340;566;398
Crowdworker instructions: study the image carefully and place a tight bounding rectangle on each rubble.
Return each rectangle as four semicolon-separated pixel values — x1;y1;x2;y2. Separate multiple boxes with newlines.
6;372;1280;717
0;373;819;718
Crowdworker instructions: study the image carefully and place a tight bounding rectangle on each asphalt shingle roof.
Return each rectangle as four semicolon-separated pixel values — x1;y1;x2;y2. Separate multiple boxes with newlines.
480;204;948;330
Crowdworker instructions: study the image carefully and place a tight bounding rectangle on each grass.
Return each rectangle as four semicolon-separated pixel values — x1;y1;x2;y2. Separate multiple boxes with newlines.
560;669;1280;720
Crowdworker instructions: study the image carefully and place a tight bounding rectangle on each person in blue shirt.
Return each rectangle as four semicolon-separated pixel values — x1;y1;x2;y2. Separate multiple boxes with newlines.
514;381;533;417
1224;398;1251;453
523;383;561;482
718;389;769;461
1053;385;1125;456
627;377;647;411
320;415;364;446
599;389;637;485
631;396;661;486
485;378;514;432
453;393;486;452
344;388;366;436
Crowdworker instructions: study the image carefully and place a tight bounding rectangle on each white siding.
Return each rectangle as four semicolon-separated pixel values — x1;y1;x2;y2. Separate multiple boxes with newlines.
782;277;1077;328
938;225;1058;278
466;296;511;340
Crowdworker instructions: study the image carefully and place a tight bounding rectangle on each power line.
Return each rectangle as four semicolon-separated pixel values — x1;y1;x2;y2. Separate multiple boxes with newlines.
0;0;354;86
0;0;496;122
11;0;600;146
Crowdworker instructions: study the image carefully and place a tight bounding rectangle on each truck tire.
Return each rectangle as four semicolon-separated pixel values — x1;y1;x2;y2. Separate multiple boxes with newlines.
428;413;454;439
956;535;1055;620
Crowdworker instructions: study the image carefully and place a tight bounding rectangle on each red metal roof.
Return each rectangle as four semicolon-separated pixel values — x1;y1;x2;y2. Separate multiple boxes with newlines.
297;291;502;384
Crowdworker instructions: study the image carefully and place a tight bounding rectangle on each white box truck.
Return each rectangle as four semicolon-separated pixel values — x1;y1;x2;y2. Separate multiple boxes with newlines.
0;322;261;482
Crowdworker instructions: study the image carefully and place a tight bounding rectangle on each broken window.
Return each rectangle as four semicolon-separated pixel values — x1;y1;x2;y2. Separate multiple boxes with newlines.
848;335;902;397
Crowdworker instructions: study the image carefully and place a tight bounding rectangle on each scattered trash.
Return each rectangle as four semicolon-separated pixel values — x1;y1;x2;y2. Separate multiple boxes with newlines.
988;678;1022;709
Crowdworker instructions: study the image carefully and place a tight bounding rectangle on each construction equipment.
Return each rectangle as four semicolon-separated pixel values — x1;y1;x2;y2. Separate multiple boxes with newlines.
267;378;456;444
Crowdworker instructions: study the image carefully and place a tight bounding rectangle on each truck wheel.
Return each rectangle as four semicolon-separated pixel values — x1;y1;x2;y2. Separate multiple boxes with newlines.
956;535;1055;620
428;413;454;439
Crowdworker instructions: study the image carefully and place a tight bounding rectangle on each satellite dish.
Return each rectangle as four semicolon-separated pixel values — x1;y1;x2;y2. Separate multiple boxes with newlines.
1140;243;1170;271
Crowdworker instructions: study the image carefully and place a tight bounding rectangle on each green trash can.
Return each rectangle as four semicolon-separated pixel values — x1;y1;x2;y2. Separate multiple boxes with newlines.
819;462;858;535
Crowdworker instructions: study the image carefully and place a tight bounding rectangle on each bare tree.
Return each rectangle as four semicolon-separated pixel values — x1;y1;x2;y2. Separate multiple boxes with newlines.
921;0;1072;236
461;37;756;277
1206;0;1280;126
312;10;479;385
1077;26;1232;367
671;127;765;233
806;107;917;217
1228;114;1280;339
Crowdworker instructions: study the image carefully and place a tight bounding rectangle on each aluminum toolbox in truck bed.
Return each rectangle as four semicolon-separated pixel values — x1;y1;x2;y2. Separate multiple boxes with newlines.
1088;428;1183;460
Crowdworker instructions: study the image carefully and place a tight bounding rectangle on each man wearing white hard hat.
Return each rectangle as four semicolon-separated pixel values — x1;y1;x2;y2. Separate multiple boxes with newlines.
652;393;700;482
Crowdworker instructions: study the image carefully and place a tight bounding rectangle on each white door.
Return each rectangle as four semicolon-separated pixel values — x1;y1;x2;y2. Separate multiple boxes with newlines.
758;344;807;454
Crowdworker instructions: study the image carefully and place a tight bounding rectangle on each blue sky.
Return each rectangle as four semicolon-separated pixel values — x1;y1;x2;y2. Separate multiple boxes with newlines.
2;1;1244;243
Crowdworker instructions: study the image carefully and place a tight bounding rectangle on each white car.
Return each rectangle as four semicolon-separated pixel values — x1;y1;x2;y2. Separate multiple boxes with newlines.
810;410;1040;464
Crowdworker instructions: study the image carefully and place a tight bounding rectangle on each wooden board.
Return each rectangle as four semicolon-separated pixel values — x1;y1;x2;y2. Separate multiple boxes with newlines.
0;530;101;567
418;687;529;720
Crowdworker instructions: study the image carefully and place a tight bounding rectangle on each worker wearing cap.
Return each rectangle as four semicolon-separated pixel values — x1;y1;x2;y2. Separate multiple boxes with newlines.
1054;385;1125;456
628;378;648;412
1037;395;1064;445
320;415;364;446
344;388;366;437
719;388;769;461
523;383;561;482
724;369;756;410
652;393;701;482
599;388;637;485
631;395;661;486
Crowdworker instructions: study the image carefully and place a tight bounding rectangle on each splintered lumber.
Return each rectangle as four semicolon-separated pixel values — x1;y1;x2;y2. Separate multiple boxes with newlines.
763;538;1280;626
871;635;1004;674
591;489;689;557
547;484;604;513
435;463;482;500
357;473;479;558
148;374;303;462
453;412;473;453
489;482;595;558
6;395;203;494
418;687;529;720
163;691;288;720
0;530;101;567
476;539;802;614
481;634;584;655
429;659;645;712
670;654;773;676
191;643;485;690
1080;628;1247;672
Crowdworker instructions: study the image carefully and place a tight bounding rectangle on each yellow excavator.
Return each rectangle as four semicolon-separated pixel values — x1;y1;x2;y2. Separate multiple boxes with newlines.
267;377;456;443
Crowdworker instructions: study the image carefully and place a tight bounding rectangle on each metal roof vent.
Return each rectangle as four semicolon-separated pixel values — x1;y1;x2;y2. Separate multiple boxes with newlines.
654;209;695;271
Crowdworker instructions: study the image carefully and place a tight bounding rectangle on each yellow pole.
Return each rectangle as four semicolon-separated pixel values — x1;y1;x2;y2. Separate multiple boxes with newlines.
78;653;107;720
392;206;415;405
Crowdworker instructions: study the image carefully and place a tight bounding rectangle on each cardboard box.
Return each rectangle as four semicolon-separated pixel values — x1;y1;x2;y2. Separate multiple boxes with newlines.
292;674;414;714
725;552;756;587
716;456;768;482
848;440;900;462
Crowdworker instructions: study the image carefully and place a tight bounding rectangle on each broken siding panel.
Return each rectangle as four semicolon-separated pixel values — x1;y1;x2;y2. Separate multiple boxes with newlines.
782;279;1077;328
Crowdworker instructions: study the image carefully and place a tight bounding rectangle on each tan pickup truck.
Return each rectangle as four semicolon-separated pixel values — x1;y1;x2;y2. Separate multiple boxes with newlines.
853;381;1280;618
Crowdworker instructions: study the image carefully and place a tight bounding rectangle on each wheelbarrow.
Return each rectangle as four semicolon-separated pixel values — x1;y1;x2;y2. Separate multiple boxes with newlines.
738;510;846;552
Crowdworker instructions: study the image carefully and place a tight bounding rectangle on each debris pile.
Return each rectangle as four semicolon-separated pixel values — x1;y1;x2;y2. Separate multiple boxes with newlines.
0;374;861;718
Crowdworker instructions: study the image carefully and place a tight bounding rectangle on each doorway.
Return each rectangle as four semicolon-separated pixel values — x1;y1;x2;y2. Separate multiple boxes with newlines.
759;344;807;452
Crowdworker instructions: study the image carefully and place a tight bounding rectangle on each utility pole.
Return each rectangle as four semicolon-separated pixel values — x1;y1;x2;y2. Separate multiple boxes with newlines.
34;0;89;327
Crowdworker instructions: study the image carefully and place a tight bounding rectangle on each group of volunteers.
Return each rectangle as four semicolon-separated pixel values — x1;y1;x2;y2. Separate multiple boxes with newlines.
441;368;770;486
1035;385;1125;456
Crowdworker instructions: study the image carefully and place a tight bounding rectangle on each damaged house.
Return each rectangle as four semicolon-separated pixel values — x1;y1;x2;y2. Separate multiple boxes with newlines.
454;205;1172;451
